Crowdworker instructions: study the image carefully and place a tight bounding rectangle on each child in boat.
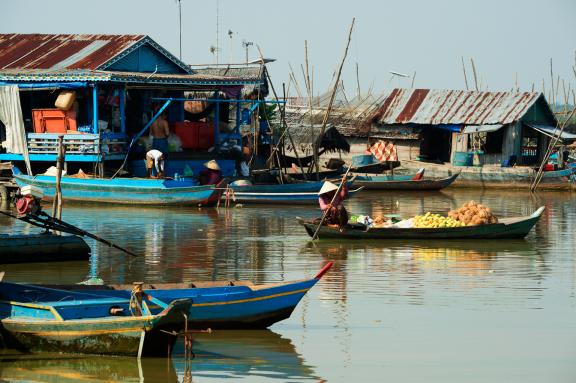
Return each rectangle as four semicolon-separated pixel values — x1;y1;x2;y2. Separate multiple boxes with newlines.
317;175;349;229
199;160;223;185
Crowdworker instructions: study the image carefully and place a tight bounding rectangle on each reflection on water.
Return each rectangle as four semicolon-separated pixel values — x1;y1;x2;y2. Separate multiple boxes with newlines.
1;188;575;382
173;330;320;382
0;331;319;383
0;351;178;383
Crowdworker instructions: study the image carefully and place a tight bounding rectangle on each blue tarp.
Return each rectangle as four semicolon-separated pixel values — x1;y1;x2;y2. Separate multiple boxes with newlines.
431;124;462;132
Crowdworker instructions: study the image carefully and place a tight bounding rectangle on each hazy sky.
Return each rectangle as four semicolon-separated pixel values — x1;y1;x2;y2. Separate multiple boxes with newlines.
1;0;575;99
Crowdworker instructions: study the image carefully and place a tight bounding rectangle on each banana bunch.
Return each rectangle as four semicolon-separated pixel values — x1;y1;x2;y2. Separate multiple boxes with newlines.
413;212;465;228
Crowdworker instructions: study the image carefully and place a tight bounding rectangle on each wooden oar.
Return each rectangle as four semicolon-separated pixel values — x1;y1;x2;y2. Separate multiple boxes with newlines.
311;164;353;241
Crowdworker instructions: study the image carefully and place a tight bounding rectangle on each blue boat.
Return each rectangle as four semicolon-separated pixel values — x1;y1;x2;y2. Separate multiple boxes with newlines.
0;281;192;357
225;185;364;205
43;262;334;329
12;167;224;206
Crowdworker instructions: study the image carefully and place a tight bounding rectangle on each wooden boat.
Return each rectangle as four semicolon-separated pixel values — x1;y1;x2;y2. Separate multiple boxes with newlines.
298;207;545;240
12;167;224;206
225;186;364;205
0;281;192;357
42;262;333;329
0;233;90;263
353;172;460;191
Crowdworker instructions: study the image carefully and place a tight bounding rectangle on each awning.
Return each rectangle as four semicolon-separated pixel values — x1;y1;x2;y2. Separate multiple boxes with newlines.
461;124;503;134
525;123;576;141
0;81;88;89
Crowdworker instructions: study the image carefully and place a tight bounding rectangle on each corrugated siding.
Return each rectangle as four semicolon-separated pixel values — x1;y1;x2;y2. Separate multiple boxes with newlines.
373;88;542;126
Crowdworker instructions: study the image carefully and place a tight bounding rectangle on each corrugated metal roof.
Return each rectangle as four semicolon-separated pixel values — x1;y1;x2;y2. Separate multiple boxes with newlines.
372;88;543;126
0;68;264;86
0;34;146;70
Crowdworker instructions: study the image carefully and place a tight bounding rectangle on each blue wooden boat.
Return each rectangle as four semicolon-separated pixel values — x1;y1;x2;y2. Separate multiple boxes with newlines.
225;185;364;205
43;262;334;329
353;172;460;191
12;167;224;206
299;207;545;240
0;281;192;357
0;233;90;263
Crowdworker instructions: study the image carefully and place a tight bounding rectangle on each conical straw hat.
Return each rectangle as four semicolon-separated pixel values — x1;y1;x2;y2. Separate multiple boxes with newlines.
204;160;221;171
318;181;338;195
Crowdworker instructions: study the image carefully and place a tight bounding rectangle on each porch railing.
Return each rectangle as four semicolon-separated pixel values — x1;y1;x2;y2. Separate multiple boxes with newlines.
26;133;127;155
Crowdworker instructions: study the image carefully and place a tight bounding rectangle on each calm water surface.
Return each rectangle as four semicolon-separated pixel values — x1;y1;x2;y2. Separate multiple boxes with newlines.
0;189;575;382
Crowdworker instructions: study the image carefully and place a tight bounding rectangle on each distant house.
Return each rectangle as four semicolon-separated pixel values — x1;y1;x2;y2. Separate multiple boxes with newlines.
0;33;267;175
367;88;576;167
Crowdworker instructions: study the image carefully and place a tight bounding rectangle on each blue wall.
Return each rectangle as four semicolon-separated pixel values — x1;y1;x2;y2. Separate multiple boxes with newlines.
107;44;187;74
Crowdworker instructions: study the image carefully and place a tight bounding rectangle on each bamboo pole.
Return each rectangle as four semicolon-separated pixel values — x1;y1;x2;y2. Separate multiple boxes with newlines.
314;18;356;178
531;106;576;191
470;58;479;91
356;62;361;97
461;56;469;90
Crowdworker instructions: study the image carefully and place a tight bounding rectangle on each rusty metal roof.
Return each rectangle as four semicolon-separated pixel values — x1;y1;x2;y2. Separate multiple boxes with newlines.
0;34;146;70
372;88;544;126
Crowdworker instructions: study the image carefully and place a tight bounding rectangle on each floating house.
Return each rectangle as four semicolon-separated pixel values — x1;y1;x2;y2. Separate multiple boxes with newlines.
0;34;270;177
366;88;576;167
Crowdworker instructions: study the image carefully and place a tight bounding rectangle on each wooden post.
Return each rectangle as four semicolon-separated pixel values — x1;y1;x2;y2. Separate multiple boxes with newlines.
51;135;65;224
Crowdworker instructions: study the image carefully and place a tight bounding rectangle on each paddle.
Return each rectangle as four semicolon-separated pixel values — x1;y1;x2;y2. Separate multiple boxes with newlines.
311;164;353;241
0;210;139;257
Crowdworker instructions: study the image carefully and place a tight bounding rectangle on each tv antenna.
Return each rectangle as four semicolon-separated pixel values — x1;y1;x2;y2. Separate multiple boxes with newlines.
242;39;253;64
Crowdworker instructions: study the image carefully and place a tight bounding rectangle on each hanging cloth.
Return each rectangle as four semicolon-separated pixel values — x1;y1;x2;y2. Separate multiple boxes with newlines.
0;85;32;175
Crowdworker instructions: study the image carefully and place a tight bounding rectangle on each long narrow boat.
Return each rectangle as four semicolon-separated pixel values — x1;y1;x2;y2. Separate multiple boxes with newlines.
12;167;224;206
226;187;364;205
42;262;333;329
298;207;545;240
353;173;459;191
0;281;191;357
228;178;355;194
0;233;91;263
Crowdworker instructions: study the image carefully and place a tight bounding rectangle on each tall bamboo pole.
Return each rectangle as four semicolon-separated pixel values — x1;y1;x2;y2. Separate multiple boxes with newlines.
470;58;479;91
461;56;469;90
313;18;356;178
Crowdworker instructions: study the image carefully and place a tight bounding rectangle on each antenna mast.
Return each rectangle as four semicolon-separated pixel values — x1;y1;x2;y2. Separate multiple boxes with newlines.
216;0;220;65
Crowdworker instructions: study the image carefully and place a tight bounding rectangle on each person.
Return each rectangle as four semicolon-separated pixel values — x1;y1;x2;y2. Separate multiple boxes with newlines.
145;149;165;178
317;175;349;229
150;112;170;154
199;160;223;185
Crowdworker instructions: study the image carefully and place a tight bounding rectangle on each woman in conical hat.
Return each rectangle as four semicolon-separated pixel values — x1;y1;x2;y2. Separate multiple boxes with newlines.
204;160;221;171
317;175;349;229
199;160;223;185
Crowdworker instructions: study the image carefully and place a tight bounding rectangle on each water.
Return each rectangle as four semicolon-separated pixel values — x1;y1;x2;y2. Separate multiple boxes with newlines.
0;189;575;382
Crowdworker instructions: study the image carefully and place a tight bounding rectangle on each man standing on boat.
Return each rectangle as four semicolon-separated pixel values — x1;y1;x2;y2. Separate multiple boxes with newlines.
199;160;223;185
146;149;165;178
318;175;349;229
150;111;170;154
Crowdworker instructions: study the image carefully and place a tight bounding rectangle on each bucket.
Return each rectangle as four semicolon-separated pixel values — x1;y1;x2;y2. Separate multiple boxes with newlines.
453;151;473;166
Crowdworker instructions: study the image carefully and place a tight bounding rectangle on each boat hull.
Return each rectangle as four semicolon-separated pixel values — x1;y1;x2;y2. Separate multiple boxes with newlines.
227;187;364;205
13;174;223;206
0;282;192;357
299;207;544;240
0;234;90;263
354;173;459;190
45;278;319;329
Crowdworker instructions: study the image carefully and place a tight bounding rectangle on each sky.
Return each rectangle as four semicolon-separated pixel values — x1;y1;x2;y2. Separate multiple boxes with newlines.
1;0;575;100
